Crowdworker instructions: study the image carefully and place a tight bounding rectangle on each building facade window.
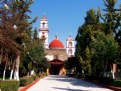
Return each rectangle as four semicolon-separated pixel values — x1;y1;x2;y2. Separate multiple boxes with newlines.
43;22;45;28
69;42;72;47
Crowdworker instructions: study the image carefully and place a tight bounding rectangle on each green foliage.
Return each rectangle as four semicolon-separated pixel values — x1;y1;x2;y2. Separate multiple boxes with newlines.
97;77;114;84
0;0;39;78
79;55;92;74
0;80;19;91
19;62;27;77
20;76;33;86
23;29;47;75
102;0;121;35
113;80;121;87
28;62;33;70
28;45;45;63
32;75;37;81
65;57;77;70
75;9;100;74
91;31;119;75
20;75;39;86
75;0;121;79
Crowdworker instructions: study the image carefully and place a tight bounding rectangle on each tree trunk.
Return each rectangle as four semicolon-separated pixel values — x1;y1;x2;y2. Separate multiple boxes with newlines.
0;48;3;63
30;62;34;76
14;51;20;81
10;69;13;79
10;59;15;80
3;70;6;80
2;53;8;80
30;69;34;76
112;63;116;79
0;53;3;64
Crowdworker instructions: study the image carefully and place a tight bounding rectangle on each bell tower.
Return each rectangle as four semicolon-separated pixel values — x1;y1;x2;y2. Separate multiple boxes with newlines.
66;35;75;57
39;14;49;48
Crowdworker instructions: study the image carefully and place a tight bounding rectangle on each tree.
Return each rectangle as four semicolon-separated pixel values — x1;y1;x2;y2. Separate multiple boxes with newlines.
99;0;121;78
0;0;38;80
22;29;48;76
0;0;20;80
75;9;101;75
65;57;77;70
101;0;121;35
91;31;119;77
10;0;38;80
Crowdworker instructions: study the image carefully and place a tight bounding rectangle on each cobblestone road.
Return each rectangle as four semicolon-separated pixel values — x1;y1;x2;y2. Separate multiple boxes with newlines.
26;75;113;91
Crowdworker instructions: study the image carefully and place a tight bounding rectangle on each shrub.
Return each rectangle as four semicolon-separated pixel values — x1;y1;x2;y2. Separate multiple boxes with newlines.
98;77;114;84
113;80;121;87
20;76;33;86
32;75;38;80
39;73;46;78
85;75;97;81
0;80;19;91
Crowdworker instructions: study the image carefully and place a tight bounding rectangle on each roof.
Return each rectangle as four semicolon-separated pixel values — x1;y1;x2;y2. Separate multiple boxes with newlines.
49;36;64;49
41;15;48;21
66;36;74;41
49;59;64;65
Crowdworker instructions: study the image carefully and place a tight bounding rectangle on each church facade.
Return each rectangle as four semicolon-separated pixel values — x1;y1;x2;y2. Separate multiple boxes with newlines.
39;15;75;75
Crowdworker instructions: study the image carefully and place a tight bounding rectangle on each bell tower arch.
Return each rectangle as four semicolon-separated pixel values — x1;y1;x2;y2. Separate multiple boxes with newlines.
66;36;75;57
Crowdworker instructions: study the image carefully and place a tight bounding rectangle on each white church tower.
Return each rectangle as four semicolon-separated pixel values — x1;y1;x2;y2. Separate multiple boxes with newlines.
66;36;75;57
39;14;49;48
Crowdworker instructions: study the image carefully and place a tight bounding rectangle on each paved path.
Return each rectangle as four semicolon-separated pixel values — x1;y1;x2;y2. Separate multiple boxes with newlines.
27;75;113;91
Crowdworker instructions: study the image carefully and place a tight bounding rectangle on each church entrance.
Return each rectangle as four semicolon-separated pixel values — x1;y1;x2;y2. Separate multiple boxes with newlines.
49;59;64;75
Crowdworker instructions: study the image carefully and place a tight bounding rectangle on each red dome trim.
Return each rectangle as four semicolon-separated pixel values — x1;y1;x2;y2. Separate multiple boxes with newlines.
49;39;64;49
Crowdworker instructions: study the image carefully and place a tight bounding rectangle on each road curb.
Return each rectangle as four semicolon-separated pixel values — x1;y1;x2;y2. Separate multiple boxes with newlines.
83;79;121;91
18;78;40;91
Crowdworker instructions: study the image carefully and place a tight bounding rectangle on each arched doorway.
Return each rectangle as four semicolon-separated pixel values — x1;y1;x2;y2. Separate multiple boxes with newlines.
49;59;64;75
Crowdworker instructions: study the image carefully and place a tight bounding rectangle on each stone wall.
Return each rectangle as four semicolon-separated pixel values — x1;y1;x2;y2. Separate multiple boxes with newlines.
45;49;68;61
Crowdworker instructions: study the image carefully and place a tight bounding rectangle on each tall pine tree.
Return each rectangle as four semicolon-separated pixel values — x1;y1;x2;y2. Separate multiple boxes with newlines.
75;9;101;75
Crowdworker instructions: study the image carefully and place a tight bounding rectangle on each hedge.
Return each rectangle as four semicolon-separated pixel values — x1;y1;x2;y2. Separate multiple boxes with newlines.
39;73;47;78
113;80;121;87
20;76;34;86
0;80;19;91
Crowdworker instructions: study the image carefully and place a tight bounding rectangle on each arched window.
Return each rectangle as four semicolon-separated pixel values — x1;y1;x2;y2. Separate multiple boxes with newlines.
68;49;72;55
41;35;45;39
68;42;72;47
41;35;46;44
43;22;45;28
42;32;45;34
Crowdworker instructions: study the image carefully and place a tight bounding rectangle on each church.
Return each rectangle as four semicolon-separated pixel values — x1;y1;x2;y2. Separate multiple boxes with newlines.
39;15;75;75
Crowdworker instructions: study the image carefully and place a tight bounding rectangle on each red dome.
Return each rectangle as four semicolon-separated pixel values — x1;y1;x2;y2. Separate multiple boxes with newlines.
49;36;64;49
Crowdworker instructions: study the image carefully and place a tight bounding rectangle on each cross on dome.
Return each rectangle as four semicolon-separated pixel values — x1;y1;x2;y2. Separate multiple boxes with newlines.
55;35;58;39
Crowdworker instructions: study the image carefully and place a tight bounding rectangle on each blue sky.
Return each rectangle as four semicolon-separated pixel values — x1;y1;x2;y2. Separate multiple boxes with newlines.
30;0;121;47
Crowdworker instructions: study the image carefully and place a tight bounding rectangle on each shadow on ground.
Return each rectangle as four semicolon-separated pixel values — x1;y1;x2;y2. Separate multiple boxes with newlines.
52;87;88;91
46;75;105;89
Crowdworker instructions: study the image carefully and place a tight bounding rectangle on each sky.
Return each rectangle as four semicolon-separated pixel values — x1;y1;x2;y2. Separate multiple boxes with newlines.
30;0;121;47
